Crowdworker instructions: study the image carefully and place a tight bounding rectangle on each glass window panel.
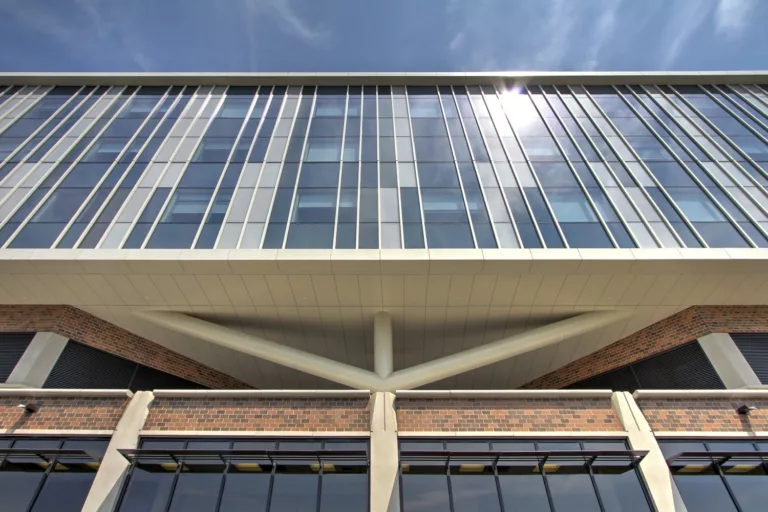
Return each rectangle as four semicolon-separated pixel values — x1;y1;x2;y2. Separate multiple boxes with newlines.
398;162;417;187
381;188;399;222
408;96;443;118
397;137;414;161
693;222;749;247
417;163;459;187
117;466;175;511
381;222;401;248
421;189;468;222
592;468;652;512
546;188;598;222
532;162;579;188
498;472;550;512
0;469;45;512
167;466;224;512
286;223;334;248
319;472;368;512
547;471;601;511
560;222;613;248
645;162;696;187
30;188;91;222
401;473;450;512
291;189;336;223
425;223;473;248
298;162;339;188
335;223;356;248
414;137;453;162
450;470;501;512
305;138;342;162
666;188;726;222
723;465;768;512
673;473;738;512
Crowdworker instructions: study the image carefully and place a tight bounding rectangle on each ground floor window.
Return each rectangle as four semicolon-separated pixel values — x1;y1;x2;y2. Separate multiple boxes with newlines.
0;436;108;512
399;438;653;512
660;438;768;512
116;437;369;512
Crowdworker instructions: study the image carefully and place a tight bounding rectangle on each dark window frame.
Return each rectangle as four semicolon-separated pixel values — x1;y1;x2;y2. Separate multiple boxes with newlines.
115;437;370;512
398;437;655;512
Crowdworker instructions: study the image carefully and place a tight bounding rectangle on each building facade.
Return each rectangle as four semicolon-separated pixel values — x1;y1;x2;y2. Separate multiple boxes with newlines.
0;73;767;510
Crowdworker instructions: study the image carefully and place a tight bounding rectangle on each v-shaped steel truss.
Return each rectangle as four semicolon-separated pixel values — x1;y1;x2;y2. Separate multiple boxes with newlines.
136;309;630;391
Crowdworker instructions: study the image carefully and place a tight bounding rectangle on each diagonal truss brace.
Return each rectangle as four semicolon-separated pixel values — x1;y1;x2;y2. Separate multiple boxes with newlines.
136;309;630;391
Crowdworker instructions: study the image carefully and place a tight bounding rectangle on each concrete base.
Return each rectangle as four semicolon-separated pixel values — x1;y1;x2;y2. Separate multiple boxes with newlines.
81;391;154;512
6;332;68;387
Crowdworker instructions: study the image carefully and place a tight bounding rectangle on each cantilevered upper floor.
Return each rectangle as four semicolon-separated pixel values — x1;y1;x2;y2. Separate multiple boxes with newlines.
0;72;767;250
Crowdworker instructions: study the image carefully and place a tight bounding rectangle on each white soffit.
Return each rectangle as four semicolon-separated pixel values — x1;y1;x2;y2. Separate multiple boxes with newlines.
0;248;767;389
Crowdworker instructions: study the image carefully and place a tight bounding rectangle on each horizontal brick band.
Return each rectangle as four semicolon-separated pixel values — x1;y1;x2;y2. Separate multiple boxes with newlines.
523;306;768;390
144;397;371;432
0;305;248;389
638;398;768;432
395;398;622;432
0;395;129;430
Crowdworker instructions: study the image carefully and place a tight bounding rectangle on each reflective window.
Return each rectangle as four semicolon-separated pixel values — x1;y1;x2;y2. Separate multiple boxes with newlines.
0;437;108;512
661;438;768;512
117;437;369;512
399;438;652;512
3;83;768;250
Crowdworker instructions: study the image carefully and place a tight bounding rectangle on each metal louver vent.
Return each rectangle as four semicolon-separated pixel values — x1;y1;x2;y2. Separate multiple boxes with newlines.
44;339;206;390
44;341;136;389
731;333;768;384
0;333;34;382
129;365;203;392
632;341;724;389
568;366;638;391
567;340;724;391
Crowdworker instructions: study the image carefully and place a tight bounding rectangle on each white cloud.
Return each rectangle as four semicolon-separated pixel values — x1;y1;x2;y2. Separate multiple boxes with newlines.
582;0;621;70
530;0;575;69
269;0;328;43
659;0;711;69
715;0;756;37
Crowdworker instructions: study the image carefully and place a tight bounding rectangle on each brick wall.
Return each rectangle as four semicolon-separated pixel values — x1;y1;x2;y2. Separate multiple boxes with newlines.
0;305;249;389
637;398;768;432
0;395;129;431
523;306;768;389
144;397;371;432
396;398;622;432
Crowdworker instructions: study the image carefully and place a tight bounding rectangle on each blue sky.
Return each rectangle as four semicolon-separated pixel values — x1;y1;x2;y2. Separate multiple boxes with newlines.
0;0;766;72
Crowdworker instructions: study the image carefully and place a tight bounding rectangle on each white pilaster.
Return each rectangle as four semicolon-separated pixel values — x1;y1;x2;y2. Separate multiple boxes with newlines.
5;332;68;388
369;391;400;512
697;333;761;388
82;391;154;512
611;391;688;511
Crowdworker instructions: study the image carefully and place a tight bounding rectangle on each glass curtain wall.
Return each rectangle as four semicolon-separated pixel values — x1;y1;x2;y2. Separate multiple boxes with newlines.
1;83;768;249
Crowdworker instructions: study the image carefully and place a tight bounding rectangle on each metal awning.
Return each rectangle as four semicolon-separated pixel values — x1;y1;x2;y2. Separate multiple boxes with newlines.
666;451;768;466
399;449;648;467
0;448;102;464
118;449;369;465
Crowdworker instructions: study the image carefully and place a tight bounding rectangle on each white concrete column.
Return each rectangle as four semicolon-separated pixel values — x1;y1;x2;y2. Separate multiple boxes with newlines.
697;333;761;388
5;332;68;388
369;391;400;512
374;312;393;378
82;391;155;512
611;392;688;511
